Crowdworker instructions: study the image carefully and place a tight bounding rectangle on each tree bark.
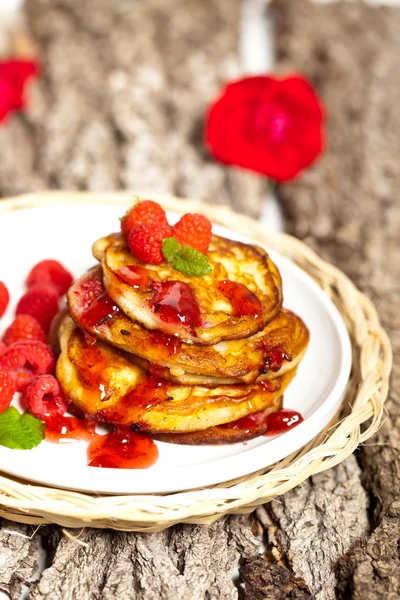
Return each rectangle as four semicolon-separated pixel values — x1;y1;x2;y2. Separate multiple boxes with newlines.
0;0;399;598
268;1;400;598
0;519;41;599
1;0;265;218
31;517;259;600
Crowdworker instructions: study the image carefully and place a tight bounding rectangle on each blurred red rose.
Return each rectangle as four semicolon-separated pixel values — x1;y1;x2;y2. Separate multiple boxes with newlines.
0;60;38;123
205;75;325;182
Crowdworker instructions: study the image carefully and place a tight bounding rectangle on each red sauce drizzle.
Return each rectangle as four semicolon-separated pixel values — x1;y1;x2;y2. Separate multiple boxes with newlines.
217;280;262;318
81;292;121;328
149;363;168;379
97;377;170;425
45;415;96;443
149;330;182;356
116;265;152;289
258;344;292;373
259;379;275;393
265;409;304;436
87;428;159;469
222;408;303;436
223;410;267;432
149;281;202;330
123;377;170;410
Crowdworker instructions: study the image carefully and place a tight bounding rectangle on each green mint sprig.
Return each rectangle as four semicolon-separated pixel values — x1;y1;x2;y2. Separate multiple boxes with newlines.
162;237;212;277
0;407;45;450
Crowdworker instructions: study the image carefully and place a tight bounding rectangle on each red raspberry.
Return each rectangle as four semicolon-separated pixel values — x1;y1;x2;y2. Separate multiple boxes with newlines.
0;341;6;356
0;281;10;319
26;260;73;296
0;341;55;392
3;315;46;345
121;200;169;238
0;369;15;413
172;214;212;254
128;222;172;265
16;284;59;333
23;374;68;420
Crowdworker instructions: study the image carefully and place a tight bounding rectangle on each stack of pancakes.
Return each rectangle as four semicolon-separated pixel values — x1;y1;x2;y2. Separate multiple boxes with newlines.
56;231;309;444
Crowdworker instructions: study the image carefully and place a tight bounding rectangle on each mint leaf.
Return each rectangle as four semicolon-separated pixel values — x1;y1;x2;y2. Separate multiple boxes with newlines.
0;407;45;450
172;245;212;277
162;237;181;262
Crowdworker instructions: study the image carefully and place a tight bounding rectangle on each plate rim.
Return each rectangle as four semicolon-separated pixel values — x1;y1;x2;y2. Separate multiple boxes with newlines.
0;198;352;494
0;192;390;530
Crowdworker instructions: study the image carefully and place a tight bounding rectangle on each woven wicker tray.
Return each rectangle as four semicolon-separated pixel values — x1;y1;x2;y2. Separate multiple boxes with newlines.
0;192;392;532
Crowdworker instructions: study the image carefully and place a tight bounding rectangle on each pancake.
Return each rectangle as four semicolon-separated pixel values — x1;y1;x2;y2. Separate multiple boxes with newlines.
93;233;282;345
68;267;309;386
148;403;282;445
56;316;296;434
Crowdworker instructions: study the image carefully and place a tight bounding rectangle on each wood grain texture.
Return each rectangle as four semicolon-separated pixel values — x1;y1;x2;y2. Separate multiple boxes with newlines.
0;1;397;598
30;517;259;600
0;519;41;599
0;0;265;217
270;1;400;598
0;3;263;599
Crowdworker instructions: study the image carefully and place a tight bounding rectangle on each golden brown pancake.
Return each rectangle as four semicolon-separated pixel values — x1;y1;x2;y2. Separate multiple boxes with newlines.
149;401;282;445
56;316;296;434
68;267;308;386
93;233;282;345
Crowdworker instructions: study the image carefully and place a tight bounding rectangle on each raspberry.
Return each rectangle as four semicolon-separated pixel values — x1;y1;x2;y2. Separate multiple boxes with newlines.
26;260;73;296
23;374;68;420
128;222;172;265
0;341;55;392
0;281;10;319
16;284;59;333
0;341;6;356
3;315;46;346
172;214;212;254
121;200;169;238
0;369;15;413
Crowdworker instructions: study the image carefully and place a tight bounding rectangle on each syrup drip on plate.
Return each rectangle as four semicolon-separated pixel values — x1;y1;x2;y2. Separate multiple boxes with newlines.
87;428;159;469
45;415;159;469
265;409;303;436
45;415;96;443
222;408;303;436
217;280;262;318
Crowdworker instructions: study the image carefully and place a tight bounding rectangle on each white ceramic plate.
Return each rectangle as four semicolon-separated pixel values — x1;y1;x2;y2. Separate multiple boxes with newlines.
0;202;351;494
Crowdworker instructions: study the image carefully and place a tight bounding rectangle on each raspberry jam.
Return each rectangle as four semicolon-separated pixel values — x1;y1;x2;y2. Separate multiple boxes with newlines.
217;280;262;318
149;281;202;329
87;429;159;469
223;410;267;432
81;293;121;328
45;415;96;443
149;363;168;379
259;344;292;373
223;408;303;436
98;377;170;425
149;330;182;356
116;265;152;289
265;409;303;436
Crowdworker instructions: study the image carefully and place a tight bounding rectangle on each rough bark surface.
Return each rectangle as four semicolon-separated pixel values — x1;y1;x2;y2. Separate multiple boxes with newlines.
0;0;265;217
270;1;400;598
0;0;398;598
0;519;41;599
31;517;259;600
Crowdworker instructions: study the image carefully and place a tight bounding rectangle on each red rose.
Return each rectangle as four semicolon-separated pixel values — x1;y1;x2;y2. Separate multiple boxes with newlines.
0;60;38;124
205;75;325;182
